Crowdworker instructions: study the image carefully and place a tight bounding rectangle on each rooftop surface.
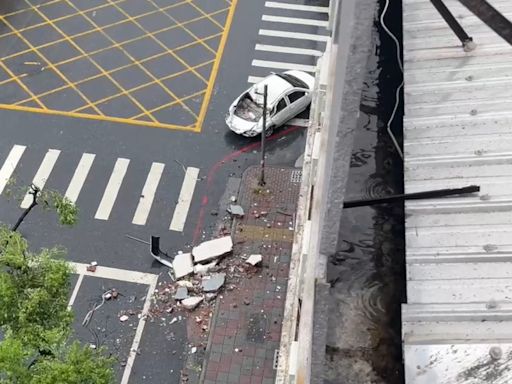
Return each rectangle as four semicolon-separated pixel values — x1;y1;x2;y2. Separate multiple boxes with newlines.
402;0;512;383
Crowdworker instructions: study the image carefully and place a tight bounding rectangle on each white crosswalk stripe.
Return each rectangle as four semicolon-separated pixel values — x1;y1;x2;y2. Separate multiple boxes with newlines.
95;158;130;220
132;162;165;226
249;2;330;84
21;149;60;209
65;153;95;204
0;144;25;194
170;167;200;232
0;144;201;230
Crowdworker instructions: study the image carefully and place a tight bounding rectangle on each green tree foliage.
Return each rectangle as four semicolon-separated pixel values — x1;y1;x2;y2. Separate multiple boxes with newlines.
0;188;114;383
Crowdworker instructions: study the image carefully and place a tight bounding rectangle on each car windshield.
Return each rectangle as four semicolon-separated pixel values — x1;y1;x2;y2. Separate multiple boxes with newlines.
276;73;308;89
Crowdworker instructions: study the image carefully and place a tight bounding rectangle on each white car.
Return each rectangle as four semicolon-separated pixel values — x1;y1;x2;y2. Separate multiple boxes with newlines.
225;70;314;137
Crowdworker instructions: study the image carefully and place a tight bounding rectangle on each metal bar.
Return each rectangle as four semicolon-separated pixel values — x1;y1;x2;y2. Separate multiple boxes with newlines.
430;0;475;51
343;185;480;208
458;0;512;46
260;84;268;186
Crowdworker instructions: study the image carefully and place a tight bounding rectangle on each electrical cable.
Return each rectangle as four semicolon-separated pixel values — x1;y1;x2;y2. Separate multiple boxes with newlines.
379;0;404;160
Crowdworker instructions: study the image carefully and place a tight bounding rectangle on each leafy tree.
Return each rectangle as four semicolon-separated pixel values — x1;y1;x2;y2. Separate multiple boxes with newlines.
0;185;114;383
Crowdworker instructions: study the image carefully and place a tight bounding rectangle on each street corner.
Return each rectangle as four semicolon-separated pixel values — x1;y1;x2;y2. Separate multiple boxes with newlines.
0;0;238;132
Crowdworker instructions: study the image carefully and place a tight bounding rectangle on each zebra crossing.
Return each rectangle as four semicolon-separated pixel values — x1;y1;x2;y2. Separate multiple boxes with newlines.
0;144;200;231
248;0;330;84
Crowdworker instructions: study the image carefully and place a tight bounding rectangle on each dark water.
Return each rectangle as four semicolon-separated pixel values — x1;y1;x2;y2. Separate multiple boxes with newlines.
324;0;405;383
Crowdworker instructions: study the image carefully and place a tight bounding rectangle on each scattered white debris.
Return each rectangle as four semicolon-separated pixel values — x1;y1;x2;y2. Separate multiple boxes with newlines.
182;296;203;310
193;260;217;275
246;254;263;266
230;196;237;202
227;204;244;217
104;292;112;300
191;347;197;354
192;236;233;263
176;280;194;289
90;261;98;267
90;344;97;349
170;317;178;325
120;315;129;322
24;61;41;65
172;252;194;279
205;293;217;302
201;273;226;292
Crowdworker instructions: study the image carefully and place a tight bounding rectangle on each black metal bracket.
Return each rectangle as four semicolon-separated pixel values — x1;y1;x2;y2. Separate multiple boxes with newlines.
343;185;480;209
430;0;476;51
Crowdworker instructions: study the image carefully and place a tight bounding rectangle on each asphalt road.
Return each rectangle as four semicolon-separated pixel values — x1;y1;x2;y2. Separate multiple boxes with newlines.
0;0;328;382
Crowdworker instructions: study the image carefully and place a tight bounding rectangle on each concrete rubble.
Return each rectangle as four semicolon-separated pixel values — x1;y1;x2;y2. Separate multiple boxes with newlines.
192;236;233;263
228;204;244;217
194;260;217;275
246;254;262;266
182;296;203;310
201;273;226;293
172;253;194;279
174;287;189;301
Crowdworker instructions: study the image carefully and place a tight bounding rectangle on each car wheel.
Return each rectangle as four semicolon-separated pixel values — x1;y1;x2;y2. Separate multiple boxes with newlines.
265;125;275;137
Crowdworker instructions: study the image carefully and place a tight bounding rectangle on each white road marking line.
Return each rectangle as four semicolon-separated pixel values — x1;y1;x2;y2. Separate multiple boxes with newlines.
69;262;159;384
120;279;157;384
252;59;316;72
0;144;26;194
94;158;130;220
67;273;84;309
255;44;323;56
262;15;329;27
169;167;200;232
20;149;60;209
65;153;95;204
265;1;329;13
259;29;329;42
248;75;265;84
132;162;165;226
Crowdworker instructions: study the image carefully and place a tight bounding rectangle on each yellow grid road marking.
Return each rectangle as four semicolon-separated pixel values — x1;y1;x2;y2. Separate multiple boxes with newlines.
2;11;104;115
0;0;191;62
14;34;221;106
0;0;238;132
24;0;156;121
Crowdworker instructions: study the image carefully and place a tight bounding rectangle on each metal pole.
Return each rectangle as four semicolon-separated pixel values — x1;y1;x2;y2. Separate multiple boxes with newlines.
259;84;267;186
430;0;476;51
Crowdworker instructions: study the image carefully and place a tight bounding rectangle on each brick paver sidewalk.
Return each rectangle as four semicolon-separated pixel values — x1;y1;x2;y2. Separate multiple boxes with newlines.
201;166;301;384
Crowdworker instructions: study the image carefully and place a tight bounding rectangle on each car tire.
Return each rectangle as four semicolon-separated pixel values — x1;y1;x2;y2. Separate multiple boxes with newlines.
265;125;275;137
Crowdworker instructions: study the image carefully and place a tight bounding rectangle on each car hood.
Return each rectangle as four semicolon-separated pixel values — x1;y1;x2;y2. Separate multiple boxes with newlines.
227;114;261;134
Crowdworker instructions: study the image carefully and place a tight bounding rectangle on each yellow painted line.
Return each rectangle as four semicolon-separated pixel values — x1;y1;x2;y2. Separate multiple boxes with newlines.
187;0;225;30
195;0;238;133
0;73;27;86
0;103;197;131
0;0;59;18
73;60;214;113
13;35;221;106
0;0;127;40
25;0;158;122
102;0;203;118
146;0;216;55
0;0;191;62
131;89;206;119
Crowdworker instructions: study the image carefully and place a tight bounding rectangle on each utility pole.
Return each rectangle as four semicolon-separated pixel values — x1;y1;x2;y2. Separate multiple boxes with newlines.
259;84;268;186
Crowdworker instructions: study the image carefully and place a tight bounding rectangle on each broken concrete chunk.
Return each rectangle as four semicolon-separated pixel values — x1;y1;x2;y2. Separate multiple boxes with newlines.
205;293;217;302
201;273;226;293
174;287;189;301
227;204;244;217
176;280;194;289
119;315;129;322
246;254;263;266
192;236;233;263
193;260;217;275
182;296;203;310
172;253;194;279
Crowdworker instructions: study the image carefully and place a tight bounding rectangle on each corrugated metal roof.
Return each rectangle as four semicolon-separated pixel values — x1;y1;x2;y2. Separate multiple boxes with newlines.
402;0;512;383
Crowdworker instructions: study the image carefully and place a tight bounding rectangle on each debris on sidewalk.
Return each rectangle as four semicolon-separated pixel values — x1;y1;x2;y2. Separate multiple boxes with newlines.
246;254;263;266
177;280;194;289
192;236;233;263
172;253;194;279
174;287;189;301
227;204;244;217
119;315;129;322
201;273;226;292
182;296;203;310
86;261;97;272
193;260;217;275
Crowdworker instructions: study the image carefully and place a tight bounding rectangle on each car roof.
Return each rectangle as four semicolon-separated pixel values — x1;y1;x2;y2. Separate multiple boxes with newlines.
249;74;293;105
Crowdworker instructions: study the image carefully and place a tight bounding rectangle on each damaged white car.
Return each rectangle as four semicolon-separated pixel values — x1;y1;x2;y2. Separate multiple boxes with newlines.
225;70;314;137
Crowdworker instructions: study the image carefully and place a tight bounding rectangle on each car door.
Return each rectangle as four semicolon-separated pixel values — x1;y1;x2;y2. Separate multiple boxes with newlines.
285;90;308;118
269;97;289;127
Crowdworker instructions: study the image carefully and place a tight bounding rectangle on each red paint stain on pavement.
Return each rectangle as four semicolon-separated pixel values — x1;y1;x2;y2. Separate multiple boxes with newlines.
192;126;302;243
